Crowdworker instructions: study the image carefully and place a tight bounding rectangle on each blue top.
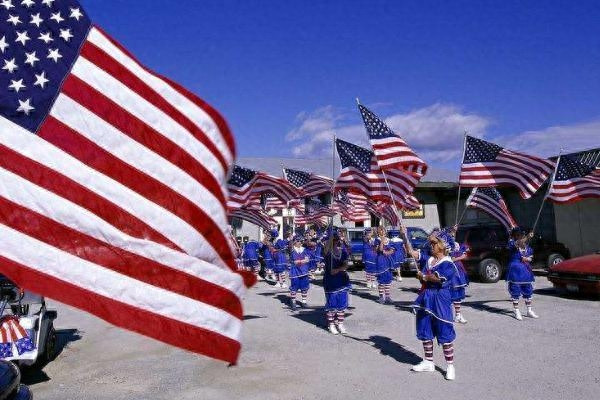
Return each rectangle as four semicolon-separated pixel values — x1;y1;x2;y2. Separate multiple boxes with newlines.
506;240;535;283
323;245;351;293
289;248;311;278
375;239;395;273
242;241;260;261
273;239;290;270
390;239;405;267
413;255;458;322
363;238;377;266
261;242;273;262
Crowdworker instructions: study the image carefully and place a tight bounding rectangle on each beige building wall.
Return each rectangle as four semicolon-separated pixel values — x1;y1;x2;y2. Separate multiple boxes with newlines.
554;199;600;257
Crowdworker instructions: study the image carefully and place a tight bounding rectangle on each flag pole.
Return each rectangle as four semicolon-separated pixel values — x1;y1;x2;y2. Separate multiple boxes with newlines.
356;98;403;229
531;150;562;234
331;134;337;230
281;163;295;233
454;131;468;226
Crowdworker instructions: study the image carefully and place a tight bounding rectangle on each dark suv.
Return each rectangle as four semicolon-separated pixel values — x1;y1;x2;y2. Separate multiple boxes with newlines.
456;224;570;283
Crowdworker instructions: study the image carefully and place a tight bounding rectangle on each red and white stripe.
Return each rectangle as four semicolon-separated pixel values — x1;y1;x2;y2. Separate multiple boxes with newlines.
228;172;299;210
371;135;428;177
460;148;555;200
466;189;517;230
0;26;250;363
335;157;420;210
548;169;600;203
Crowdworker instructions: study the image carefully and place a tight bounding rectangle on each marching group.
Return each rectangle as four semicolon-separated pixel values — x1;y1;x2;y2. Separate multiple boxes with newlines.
232;224;539;381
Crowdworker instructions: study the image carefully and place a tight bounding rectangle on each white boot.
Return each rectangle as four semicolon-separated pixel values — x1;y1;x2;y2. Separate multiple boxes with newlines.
328;323;339;335
396;274;403;282
526;308;539;318
336;323;347;335
455;313;468;324
411;360;435;372
514;309;523;321
445;364;455;380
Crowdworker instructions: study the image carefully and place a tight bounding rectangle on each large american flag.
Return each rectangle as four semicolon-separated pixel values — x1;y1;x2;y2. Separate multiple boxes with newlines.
283;167;332;197
334;138;420;209
548;156;600;203
359;104;427;177
0;0;249;363
466;187;517;231
459;136;555;199
227;165;299;210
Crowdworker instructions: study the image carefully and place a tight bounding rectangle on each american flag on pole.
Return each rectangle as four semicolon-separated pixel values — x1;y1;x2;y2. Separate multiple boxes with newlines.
359;104;427;177
369;201;400;226
295;197;335;225
459;136;555;199
0;0;249;363
227;165;299;210
548;156;600;203
334;138;420;209
332;190;370;222
466;187;517;231
283;168;333;197
230;208;277;230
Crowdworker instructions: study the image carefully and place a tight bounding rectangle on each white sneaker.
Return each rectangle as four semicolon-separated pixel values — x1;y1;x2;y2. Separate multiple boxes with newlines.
445;364;455;380
514;309;523;321
455;314;468;324
396;275;403;282
336;323;347;335
526;308;539;319
411;360;435;372
328;323;339;335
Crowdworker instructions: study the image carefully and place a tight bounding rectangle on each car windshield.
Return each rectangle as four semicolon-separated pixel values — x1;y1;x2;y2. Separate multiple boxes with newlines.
348;231;363;241
458;226;507;245
409;229;428;241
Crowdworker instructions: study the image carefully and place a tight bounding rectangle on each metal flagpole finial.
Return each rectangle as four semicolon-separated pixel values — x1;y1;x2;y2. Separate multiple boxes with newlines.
355;97;360;105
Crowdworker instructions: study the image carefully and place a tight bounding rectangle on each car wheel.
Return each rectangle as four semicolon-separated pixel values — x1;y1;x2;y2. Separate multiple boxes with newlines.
547;253;564;269
478;258;502;283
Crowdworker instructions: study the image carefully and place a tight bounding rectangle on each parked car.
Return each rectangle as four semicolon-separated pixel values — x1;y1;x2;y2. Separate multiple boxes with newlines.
547;252;600;296
456;224;570;283
347;227;428;272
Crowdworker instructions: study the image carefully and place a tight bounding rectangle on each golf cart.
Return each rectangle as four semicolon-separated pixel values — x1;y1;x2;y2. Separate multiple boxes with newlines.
0;276;57;370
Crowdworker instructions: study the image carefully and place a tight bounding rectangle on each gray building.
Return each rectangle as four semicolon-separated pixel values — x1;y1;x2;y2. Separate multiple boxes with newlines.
234;153;600;257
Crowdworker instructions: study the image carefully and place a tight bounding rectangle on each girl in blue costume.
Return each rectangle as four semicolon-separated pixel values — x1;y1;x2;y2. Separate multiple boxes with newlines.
389;229;405;282
362;228;377;289
243;239;262;279
260;230;276;282
305;238;318;279
446;225;470;324
374;226;395;304
289;236;311;310
403;226;459;381
314;239;325;275
323;228;351;335
273;234;290;289
506;228;538;320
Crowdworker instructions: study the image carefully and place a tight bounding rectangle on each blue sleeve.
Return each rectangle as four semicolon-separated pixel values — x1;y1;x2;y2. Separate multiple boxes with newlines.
435;261;457;282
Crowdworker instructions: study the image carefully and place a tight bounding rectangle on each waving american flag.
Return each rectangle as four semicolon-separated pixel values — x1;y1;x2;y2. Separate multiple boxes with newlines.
227;165;299;210
283;167;333;197
0;0;249;363
334;138;420;209
230;208;277;230
466;187;517;231
548;156;600;203
459;136;555;199
332;190;370;222
359;104;427;177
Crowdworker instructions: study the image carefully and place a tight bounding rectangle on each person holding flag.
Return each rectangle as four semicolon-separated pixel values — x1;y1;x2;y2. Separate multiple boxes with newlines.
363;228;378;289
289;236;311;311
323;228;351;335
446;226;470;324
506;228;539;320
374;226;395;304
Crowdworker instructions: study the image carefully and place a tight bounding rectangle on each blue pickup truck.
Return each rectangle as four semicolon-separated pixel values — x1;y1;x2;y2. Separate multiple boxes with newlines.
347;227;429;272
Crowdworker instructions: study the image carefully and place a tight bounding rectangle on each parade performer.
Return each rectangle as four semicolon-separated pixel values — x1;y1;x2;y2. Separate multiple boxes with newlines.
446;226;470;324
389;229;405;282
243;238;262;279
289;236;311;310
261;230;276;282
374;226;395;304
323;228;351;335
403;226;459;381
506;228;538;320
306;237;318;278
363;228;377;288
273;233;291;289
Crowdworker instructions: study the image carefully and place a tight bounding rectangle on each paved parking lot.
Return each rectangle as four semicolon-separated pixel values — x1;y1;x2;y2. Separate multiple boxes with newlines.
28;272;600;400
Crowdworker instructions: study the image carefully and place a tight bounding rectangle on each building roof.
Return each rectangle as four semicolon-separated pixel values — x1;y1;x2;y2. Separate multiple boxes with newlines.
237;157;458;185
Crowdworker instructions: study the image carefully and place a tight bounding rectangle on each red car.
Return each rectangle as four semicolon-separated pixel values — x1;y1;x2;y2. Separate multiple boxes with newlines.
547;253;600;296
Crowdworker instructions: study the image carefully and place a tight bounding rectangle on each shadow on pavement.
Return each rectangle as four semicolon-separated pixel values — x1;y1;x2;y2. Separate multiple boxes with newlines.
243;315;267;320
534;287;600;301
462;299;513;316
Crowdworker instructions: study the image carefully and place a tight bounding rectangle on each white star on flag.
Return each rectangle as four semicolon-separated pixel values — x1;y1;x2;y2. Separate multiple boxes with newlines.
47;48;62;63
59;28;73;42
30;13;44;28
2;58;18;73
15;31;30;46
8;78;25;92
38;32;53;44
24;51;39;66
7;14;21;26
21;0;35;7
50;11;65;24
70;7;83;20
1;0;14;10
33;70;49;88
16;98;34;115
0;36;8;53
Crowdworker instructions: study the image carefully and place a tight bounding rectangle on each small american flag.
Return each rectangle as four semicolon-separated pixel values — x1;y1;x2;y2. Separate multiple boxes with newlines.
459;136;555;199
334;138;420;209
283;167;332;197
359;104;427;177
548;156;600;203
227;165;299;210
466;187;517;231
0;0;248;363
295;197;335;225
230;208;277;230
332;190;370;222
368;201;400;226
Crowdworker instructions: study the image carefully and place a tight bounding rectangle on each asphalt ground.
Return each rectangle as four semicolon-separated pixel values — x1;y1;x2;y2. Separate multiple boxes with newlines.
27;272;600;400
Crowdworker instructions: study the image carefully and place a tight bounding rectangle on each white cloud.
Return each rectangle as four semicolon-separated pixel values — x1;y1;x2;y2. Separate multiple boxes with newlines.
286;103;491;162
499;120;600;158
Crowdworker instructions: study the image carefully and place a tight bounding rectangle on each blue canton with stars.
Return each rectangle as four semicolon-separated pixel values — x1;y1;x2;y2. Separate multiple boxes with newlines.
358;104;396;139
336;138;373;173
284;168;311;188
0;0;90;132
463;135;503;163
556;156;596;180
476;187;503;201
228;165;257;187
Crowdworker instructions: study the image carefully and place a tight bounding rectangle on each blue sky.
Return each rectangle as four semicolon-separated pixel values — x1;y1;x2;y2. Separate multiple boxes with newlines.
83;0;600;170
